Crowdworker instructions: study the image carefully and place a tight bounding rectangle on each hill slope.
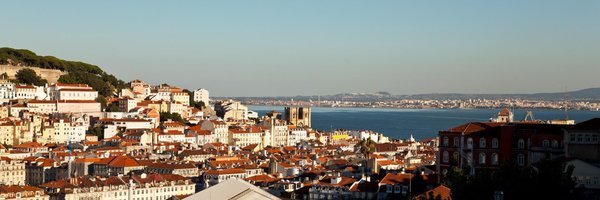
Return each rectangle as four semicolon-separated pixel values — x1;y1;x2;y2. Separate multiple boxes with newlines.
0;47;126;97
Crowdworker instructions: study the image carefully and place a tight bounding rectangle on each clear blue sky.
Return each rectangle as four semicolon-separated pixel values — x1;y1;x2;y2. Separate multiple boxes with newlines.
1;1;599;96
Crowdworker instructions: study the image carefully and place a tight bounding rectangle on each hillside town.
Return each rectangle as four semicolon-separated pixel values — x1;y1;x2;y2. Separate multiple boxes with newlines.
0;78;598;200
241;98;600;111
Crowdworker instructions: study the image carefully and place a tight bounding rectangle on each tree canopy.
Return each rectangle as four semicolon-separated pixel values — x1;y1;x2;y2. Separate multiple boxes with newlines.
15;68;47;86
0;47;103;74
160;112;184;123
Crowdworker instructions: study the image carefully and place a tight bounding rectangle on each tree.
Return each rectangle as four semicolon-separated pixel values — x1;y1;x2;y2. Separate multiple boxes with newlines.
191;100;206;110
184;89;207;110
357;138;377;173
160;112;184;123
87;126;104;140
105;102;120;112
59;72;114;96
95;95;108;109
411;170;428;196
358;138;376;159
15;68;47;86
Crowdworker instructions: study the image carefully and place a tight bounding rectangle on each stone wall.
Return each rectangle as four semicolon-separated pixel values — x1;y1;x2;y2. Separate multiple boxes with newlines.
0;64;66;83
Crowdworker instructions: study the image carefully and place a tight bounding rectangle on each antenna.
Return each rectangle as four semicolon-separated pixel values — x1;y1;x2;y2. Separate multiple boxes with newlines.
524;111;535;121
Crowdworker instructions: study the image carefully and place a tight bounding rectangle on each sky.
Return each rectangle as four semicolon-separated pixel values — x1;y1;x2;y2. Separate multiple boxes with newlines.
1;1;599;97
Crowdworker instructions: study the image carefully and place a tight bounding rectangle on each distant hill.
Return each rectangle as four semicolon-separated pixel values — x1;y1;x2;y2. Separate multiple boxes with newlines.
0;47;126;97
406;88;600;100
226;88;600;101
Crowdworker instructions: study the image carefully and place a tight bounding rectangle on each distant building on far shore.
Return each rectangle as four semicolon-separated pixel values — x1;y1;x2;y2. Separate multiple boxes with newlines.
284;106;311;127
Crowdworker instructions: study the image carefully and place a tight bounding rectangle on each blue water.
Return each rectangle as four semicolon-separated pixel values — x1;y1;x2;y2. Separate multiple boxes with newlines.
249;106;600;140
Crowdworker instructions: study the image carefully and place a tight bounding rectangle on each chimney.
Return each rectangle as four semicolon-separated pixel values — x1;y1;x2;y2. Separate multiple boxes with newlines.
331;177;342;184
69;177;78;185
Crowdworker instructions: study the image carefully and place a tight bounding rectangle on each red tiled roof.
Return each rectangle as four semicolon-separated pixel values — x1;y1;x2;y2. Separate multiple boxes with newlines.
204;168;246;175
379;173;414;185
446;122;503;134
58;88;96;92
498;108;511;116
414;185;452;200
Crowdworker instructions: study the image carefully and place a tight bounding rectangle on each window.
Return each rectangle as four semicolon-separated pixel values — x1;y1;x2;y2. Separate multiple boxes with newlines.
453;152;459;161
492;138;499;148
443;137;449;147
585;134;591;142
454;137;460;147
480;138;486;148
518;139;525;149
552;140;559;148
492;153;499;165
443;151;449;163
592;134;598;142
517;154;525;166
543;140;550;148
466;152;473;165
479;153;486;164
467;137;473;149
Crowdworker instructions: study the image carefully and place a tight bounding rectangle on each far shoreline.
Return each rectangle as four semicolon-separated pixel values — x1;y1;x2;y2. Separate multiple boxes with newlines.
245;104;600;112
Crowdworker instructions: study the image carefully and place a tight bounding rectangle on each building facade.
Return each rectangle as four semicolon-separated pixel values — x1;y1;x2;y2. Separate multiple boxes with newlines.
284;106;311;127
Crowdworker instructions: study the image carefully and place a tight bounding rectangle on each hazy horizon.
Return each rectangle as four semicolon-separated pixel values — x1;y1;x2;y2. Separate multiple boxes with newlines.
1;1;599;96
214;86;600;98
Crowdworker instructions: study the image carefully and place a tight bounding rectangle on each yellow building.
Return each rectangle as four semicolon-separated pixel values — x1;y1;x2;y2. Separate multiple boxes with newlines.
0;157;26;185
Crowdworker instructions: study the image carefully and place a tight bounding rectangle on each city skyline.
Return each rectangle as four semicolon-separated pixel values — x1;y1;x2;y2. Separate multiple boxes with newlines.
1;1;599;96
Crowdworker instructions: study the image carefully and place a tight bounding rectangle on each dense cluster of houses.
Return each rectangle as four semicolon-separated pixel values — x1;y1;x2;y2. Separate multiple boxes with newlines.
2;77;597;199
0;78;445;200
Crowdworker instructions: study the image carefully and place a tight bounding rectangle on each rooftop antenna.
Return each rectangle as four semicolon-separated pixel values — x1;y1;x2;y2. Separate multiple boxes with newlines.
524;110;535;121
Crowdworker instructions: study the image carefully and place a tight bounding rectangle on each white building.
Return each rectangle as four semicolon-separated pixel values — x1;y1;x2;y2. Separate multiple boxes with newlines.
288;126;308;146
567;159;600;189
348;130;389;143
168;101;187;118
261;119;288;147
14;85;37;100
51;119;87;143
158;130;186;143
56;100;101;116
186;179;280;200
41;173;195;200
98;118;154;139
0;158;26;186
0;80;15;100
119;97;138;112
193;88;209;104
229;126;263;148
47;83;93;100
203;168;248;188
170;92;190;106
215;100;249;120
56;88;98;101
26;100;57;114
201;120;229;144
